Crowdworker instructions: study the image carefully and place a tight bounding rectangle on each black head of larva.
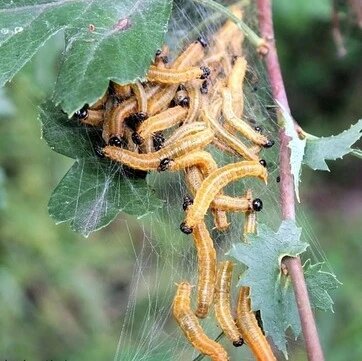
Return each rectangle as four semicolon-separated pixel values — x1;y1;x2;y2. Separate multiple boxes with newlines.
200;66;211;79
200;80;209;94
180;222;193;234
74;106;88;120
161;55;169;64
158;158;172;172
231;55;239;65
252;198;263;212
153;132;165;151
254;126;262;133
276;175;281;183
132;132;143;145
259;159;267;168
179;96;190;107
232;338;244;347
182;195;194;211
94;145;105;159
109;136;127;148
263;139;275;148
155;49;162;56
197;36;208;48
125;112;148;131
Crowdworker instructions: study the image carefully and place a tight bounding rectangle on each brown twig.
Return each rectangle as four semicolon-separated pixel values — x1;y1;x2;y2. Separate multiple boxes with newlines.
256;1;325;360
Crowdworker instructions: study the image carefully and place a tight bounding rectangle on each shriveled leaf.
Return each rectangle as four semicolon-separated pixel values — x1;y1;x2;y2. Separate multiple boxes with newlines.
303;259;341;312
40;101;102;160
278;101;306;202
48;159;163;237
303;119;362;171
228;220;308;357
0;0;172;114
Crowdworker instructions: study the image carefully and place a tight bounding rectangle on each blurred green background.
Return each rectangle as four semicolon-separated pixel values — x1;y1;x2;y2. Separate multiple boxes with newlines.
0;1;361;360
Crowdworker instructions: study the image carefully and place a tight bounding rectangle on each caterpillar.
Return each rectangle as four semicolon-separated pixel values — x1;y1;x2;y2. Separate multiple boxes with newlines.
103;128;214;172
192;223;217;319
214;261;244;347
133;106;188;144
200;102;259;161
184;80;202;123
236;287;276;361
154;45;169;68
184;166;254;213
89;92;108;111
159;151;217;175
180;161;268;233
74;107;104;127
110;82;132;100
148;40;207;115
131;81;148;114
211;208;230;231
222;88;274;148
227;56;247;118
147;65;210;84
172;282;229;361
173;85;190;107
163;122;207;147
243;189;257;236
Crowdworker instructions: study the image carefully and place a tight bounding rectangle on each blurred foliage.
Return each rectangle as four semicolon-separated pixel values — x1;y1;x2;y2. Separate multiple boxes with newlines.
0;0;361;360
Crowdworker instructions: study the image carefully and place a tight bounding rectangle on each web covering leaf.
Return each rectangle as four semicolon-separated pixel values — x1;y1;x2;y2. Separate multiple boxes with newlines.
0;0;172;114
303;119;362;171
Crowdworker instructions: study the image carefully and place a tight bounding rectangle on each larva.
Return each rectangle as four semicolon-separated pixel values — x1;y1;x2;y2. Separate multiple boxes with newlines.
131;81;148;114
147;65;210;84
184;167;254;213
173;85;190;107
236;287;276;361
214;261;244;347
192;223;217;319
154;45;169;68
184;80;202;124
243;189;257;236
148;40;206;115
172;282;229;361
222;88;274;148
74;107;104;127
103;128;214;172
133;106;188;144
181;161;268;233
200;104;259;161
163;122;207;147
227;57;247;118
185;167;230;232
211;209;230;231
103;85;160;144
110;82;132;100
159;151;217;175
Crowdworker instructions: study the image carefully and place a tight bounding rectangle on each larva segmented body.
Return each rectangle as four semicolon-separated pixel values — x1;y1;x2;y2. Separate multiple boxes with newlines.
173;282;229;361
214;261;244;347
236;287;276;361
103;129;214;171
182;161;268;232
163;122;207;147
131;81;148;114
193;223;217;318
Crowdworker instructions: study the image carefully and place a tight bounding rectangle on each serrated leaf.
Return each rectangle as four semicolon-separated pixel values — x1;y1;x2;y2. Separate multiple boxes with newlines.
278;101;306;202
48;159;163;237
228;220;308;357
0;0;172;114
303;259;341;312
303;119;362;171
40;101;102;159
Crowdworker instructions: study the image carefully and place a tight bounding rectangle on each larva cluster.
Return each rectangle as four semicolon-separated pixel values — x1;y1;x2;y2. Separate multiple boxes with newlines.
73;4;276;359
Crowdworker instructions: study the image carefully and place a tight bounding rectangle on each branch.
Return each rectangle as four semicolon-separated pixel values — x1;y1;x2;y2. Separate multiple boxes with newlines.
256;1;325;360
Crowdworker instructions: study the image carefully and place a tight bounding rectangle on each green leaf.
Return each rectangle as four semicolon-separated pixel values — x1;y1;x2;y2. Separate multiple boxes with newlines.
278;101;306;202
48;159;163;237
0;87;14;117
303;259;341;312
0;167;6;209
227;220;308;357
0;0;172;114
303;119;362;171
40;101;102;160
